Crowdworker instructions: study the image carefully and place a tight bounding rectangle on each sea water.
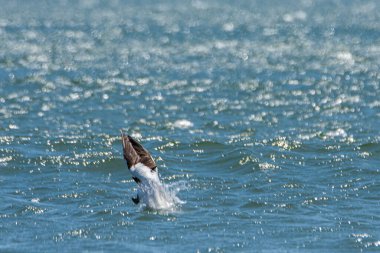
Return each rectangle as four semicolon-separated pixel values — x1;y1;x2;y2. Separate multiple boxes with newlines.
1;0;380;252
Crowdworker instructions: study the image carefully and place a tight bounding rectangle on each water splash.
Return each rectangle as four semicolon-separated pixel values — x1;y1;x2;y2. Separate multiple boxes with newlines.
136;180;187;212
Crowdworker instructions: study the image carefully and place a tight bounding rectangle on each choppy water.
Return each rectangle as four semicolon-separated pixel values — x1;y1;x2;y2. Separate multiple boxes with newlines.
1;0;380;252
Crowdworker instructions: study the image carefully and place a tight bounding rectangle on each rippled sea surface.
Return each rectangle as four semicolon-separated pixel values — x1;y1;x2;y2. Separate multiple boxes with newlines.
1;0;380;252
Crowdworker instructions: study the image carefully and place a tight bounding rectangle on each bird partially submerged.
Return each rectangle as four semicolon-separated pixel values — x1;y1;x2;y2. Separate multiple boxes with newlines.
121;131;177;209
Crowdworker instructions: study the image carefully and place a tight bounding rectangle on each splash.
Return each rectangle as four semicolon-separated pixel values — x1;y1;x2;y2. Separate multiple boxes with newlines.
136;180;187;212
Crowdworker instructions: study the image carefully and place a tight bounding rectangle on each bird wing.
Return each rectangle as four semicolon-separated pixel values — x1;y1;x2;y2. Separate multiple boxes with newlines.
121;131;157;171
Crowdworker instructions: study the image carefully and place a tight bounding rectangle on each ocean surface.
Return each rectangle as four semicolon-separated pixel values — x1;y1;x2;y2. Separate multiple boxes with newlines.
1;0;380;252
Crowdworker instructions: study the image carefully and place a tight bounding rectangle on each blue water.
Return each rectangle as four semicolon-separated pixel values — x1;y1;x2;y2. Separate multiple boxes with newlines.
1;0;380;252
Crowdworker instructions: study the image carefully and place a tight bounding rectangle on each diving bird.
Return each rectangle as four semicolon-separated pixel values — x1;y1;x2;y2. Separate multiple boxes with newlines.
121;131;171;208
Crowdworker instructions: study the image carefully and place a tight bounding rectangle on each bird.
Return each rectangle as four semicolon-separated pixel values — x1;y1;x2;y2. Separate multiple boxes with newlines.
121;131;172;208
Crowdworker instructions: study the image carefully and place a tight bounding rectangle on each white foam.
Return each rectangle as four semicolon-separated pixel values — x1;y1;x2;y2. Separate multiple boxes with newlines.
173;119;193;129
326;128;347;138
222;22;235;32
336;51;355;65
283;11;307;23
31;198;40;203
137;180;186;211
130;163;186;211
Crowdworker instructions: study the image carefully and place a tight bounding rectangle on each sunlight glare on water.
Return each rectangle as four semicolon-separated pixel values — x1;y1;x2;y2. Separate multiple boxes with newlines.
0;0;380;252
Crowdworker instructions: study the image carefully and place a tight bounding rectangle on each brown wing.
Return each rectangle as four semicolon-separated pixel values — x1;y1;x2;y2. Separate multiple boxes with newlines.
121;131;157;171
121;132;140;169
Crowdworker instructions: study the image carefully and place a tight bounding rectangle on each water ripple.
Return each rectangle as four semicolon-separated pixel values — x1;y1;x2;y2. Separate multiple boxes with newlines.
1;0;380;252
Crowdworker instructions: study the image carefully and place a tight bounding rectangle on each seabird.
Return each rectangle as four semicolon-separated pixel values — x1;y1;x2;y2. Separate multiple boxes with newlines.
121;131;163;206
